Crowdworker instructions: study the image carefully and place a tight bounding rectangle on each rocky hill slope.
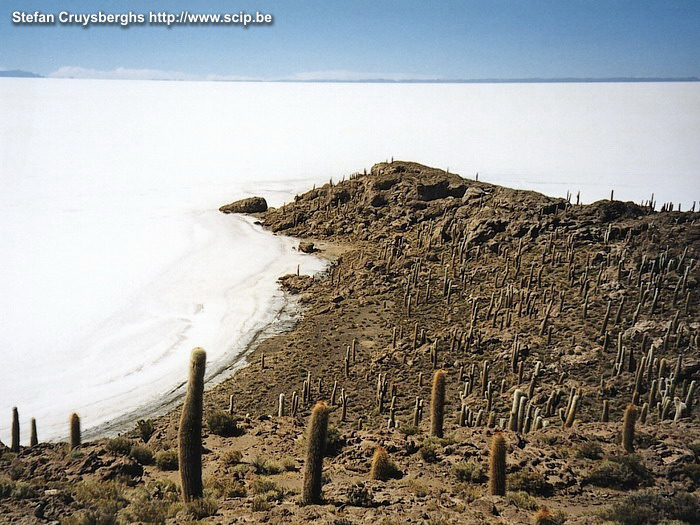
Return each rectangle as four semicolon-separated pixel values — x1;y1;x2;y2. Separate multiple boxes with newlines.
1;161;698;524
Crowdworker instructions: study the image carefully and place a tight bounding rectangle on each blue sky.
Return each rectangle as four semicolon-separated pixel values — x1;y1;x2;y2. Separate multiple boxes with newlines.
1;0;699;80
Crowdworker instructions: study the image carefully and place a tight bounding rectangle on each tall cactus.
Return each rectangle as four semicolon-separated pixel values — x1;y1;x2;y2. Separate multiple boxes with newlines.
430;370;446;437
70;413;81;449
622;404;637;453
508;389;523;431
11;407;19;453
489;432;507;496
179;347;206;502
564;394;580;428
302;401;330;505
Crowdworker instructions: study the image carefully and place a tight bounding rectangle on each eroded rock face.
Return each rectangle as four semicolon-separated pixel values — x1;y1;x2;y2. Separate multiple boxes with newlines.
278;274;313;293
416;177;467;201
589;199;647;222
219;196;268;214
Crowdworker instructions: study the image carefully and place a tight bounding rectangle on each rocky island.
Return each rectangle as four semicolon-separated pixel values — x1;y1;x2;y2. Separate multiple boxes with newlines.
1;161;698;525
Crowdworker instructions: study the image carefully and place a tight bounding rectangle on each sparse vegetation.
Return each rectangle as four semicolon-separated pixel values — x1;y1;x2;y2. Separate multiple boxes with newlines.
206;410;239;437
204;477;246;499
419;442;440;463
575;441;603;460
118;485;177;524
106;437;133;456
221;449;243;466
508;490;540;510
586;454;653;489
136;419;155;443
509;470;553;496
250;478;285;502
281;456;297;471
129;445;154;465
0;478;38;500
668;462;700;486
155;450;179;471
251;455;282;475
64;481;129;525
453;460;485;483
184;497;218;519
399;423;420;436
600;489;700;525
251;494;271;512
324;424;345;457
346;482;374;507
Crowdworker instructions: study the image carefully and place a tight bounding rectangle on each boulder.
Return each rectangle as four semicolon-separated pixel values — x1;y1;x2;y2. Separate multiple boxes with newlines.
298;241;316;253
278;274;313;294
219;196;268;214
98;457;143;483
368;192;388;207
462;186;486;201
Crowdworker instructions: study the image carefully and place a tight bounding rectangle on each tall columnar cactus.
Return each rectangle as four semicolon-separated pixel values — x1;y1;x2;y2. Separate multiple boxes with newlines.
30;418;38;447
640;402;649;423
430;370;446;438
489;432;507;496
11;407;20;453
179;347;206;502
564;394;580;428
70;413;81;449
622;404;637;453
508;389;523;431
302;401;330;505
278;393;286;417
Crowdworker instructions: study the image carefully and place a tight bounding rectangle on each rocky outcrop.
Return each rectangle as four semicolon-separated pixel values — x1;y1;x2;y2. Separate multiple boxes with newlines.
219;196;268;214
298;241;316;253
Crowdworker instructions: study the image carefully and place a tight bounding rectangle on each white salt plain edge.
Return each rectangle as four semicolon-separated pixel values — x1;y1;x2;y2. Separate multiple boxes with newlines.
1;209;326;443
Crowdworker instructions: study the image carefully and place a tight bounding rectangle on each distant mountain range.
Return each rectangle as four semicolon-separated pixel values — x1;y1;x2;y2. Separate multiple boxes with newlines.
274;77;700;83
0;69;697;83
0;69;43;78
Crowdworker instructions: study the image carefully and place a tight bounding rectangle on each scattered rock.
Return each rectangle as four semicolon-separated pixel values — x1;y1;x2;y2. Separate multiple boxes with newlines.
299;241;316;253
219;196;268;214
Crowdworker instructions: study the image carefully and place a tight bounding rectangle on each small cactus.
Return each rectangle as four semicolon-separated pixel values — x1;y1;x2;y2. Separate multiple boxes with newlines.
622;404;637;453
179;348;206;502
70;413;81;449
488;432;507;496
369;447;399;481
302;401;330;505
532;506;558;525
30;418;38;447
430;370;446;437
11;407;19;453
